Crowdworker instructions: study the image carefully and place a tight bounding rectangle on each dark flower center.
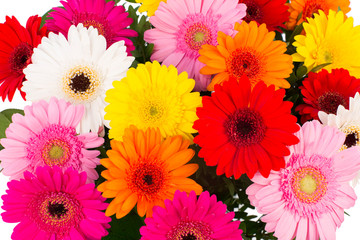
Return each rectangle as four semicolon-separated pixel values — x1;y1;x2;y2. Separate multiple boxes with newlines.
69;73;91;93
227;48;263;81
344;132;357;148
182;233;197;240
242;1;263;22
10;42;33;73
225;108;266;147
317;91;347;114
48;202;68;219
143;174;154;185
304;2;324;19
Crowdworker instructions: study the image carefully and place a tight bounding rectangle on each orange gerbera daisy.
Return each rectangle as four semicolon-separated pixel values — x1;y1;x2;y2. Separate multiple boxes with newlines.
286;0;350;30
97;126;202;219
199;21;293;91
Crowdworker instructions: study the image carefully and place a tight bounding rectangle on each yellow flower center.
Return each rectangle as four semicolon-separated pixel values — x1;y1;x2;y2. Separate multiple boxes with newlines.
194;32;205;43
41;139;71;167
140;99;166;126
48;145;64;160
299;175;317;195
62;65;100;103
83;20;105;36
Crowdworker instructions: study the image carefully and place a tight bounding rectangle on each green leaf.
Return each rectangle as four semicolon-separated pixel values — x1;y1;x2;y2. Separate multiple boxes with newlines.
40;8;55;28
1;109;24;121
310;62;331;73
296;65;307;79
288;22;304;45
0;113;11;150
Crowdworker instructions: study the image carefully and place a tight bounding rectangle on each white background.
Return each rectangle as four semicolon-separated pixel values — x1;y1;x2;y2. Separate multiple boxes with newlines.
0;0;360;239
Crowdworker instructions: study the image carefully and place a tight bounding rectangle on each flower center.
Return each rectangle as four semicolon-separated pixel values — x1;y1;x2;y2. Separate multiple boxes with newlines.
185;22;212;51
226;48;264;84
242;0;263;22
9;42;33;74
291;166;327;204
167;220;213;240
341;125;360;150
140;100;166;126
303;1;327;19
127;161;167;199
27;124;83;170
317;91;347;114
62;65;101;103
27;192;83;238
224;108;266;147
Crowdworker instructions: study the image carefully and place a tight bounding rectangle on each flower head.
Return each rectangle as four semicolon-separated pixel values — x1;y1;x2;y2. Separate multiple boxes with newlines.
286;0;350;30
97;126;202;218
296;68;360;122
1;166;111;240
0;97;104;182
144;0;246;91
193;76;299;179
239;0;289;32
136;0;167;17
23;24;134;133
45;0;137;54
246;120;360;240
0;16;47;101
140;190;242;239
199;21;293;91
105;61;201;142
293;10;360;77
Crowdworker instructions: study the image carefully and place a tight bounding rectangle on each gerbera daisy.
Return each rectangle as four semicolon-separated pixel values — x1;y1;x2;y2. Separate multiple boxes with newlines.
0;16;47;101
144;0;247;91
286;0;350;30
296;68;360;123
0;97;104;182
193;76;299;179
246;120;360;240
45;0;137;54
22;24;134;133
239;0;289;32
105;61;201;142
1;166;111;240
140;190;242;239
97;126;202;218
136;0;167;17
199;21;293;91
293;10;360;77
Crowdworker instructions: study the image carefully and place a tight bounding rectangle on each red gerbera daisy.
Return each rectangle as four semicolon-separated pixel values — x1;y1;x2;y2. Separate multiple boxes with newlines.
296;68;360;123
239;0;289;32
193;76;299;179
0;16;47;101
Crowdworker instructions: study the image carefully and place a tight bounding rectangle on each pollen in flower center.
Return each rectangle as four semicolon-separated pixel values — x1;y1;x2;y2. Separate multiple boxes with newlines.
48;202;68;219
10;42;33;73
48;145;65;160
63;65;100;103
226;48;264;83
41;139;70;166
242;1;263;22
225;108;266;147
303;1;326;19
341;125;360;150
141;100;166;126
291;166;327;203
167;219;213;240
185;22;212;51
317;91;347;114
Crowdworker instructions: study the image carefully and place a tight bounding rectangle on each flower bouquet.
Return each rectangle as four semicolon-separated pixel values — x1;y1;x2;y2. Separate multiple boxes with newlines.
0;0;359;239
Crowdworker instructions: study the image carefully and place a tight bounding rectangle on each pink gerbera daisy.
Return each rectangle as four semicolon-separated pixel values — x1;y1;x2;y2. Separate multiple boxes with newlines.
45;0;137;54
0;97;104;182
144;0;247;91
1;166;111;240
140;190;242;239
246;120;360;240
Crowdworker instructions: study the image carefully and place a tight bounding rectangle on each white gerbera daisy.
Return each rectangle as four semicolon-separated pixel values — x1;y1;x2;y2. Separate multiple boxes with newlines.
319;92;360;185
23;24;134;133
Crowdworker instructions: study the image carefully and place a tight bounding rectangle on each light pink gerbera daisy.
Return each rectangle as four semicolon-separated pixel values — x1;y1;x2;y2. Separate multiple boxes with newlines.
144;0;247;91
0;97;104;182
1;166;111;240
45;0;137;54
246;120;360;240
140;190;242;239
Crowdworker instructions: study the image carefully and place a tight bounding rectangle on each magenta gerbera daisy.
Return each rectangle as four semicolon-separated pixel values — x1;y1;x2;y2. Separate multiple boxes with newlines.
1;166;111;240
246;120;360;240
140;190;242;239
0;97;104;182
45;0;137;54
144;0;247;91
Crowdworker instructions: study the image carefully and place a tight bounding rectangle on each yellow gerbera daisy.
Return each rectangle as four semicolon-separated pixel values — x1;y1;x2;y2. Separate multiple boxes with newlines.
293;10;360;77
105;61;201;142
198;21;293;91
97;126;202;218
136;0;167;17
286;0;350;30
